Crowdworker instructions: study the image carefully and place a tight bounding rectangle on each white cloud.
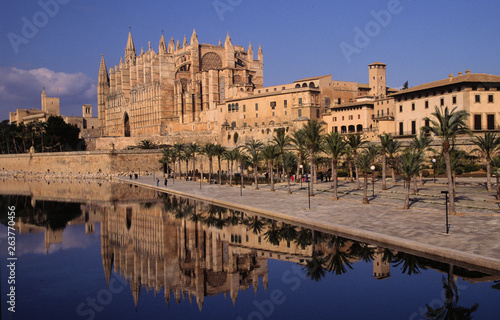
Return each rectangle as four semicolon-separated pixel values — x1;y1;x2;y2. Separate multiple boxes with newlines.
0;66;97;120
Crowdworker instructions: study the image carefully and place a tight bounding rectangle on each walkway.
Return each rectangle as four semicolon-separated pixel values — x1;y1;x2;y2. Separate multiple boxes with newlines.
117;174;500;274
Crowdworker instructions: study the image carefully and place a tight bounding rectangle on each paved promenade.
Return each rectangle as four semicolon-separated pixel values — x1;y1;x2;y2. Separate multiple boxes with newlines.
117;174;500;274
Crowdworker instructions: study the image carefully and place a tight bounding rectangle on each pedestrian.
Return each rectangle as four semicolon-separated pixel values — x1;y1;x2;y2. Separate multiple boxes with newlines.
156;178;159;186
164;178;168;186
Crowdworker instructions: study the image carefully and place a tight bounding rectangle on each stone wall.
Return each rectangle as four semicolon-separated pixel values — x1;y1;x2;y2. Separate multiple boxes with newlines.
0;150;163;175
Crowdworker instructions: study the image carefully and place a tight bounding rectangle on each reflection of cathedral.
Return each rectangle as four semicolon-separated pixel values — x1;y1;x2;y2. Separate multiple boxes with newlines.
99;197;315;310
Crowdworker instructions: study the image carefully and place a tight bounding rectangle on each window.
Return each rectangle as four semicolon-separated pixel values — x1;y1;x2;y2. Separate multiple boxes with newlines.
475;95;481;103
274;88;277;91
235;103;239;111
399;122;404;135
377;110;380;117
452;96;457;104
425;101;429;109
337;98;341;104
399;105;403;112
324;97;330;107
342;116;344;121
270;101;276;109
284;100;288;108
412;103;415;111
440;98;444;106
424;119;430;134
255;103;258;111
266;89;269;92
387;108;389;115
358;114;360;119
256;113;258;118
228;104;231;112
298;98;303;107
282;87;285;90
272;112;275;116
333;117;337;121
243;105;246;112
487;114;495;130
488;95;494;103
316;109;320;118
474;114;482;130
298;109;302;117
349;115;353;120
284;111;287;115
411;121;416;135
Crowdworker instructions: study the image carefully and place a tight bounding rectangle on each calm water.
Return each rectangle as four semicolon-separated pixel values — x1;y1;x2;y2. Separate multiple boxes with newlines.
0;182;499;320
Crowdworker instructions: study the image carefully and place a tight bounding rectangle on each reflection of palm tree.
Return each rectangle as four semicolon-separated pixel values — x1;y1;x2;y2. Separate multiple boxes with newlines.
492;280;500;290
425;276;478;320
304;253;326;282
264;220;281;245
348;242;375;263
245;215;267;234
295;228;312;248
324;235;353;275
392;252;427;275
279;223;297;242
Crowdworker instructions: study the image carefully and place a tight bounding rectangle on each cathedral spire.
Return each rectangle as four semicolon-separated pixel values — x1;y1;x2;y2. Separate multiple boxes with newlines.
224;32;232;47
176;40;180;50
159;34;167;55
218;39;222;46
248;42;253;60
183;35;188;48
258;44;263;62
168;37;175;53
125;30;136;65
98;54;109;82
190;29;199;46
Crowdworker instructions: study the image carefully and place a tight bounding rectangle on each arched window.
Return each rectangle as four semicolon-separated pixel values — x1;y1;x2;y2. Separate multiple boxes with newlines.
348;125;355;133
341;126;347;133
295;84;301;88
302;83;308;88
235;103;239;111
201;52;222;71
356;124;363;132
309;82;315;88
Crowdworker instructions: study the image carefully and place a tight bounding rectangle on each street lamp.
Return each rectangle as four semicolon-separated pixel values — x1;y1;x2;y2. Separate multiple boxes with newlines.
441;190;450;234
432;158;437;183
370;165;376;197
299;165;303;189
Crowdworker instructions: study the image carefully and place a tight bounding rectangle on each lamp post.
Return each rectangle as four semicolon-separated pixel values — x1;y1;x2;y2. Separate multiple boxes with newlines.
432;158;437;183
299;165;303;189
307;178;311;209
370;165;376;197
240;165;245;196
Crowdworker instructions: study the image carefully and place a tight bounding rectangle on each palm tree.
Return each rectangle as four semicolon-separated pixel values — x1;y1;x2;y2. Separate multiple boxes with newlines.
290;129;308;178
323;131;347;200
172;142;185;179
200;143;217;183
244;139;264;189
182;144;195;180
136;139;157;149
301;120;325;196
159;147;174;177
184;142;199;181
346;134;367;189
261;144;280;191
422;106;470;215
379;133;393;190
213;144;226;184
410;134;434;188
356;151;375;204
273;129;292;181
398;149;424;209
224;148;241;186
386;138;402;185
282;151;298;194
471;132;500;191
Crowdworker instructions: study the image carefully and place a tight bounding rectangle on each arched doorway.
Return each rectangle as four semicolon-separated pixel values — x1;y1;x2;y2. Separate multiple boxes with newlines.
124;112;130;137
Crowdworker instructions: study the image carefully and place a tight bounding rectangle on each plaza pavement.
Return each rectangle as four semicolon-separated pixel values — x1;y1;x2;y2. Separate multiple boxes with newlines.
117;174;500;274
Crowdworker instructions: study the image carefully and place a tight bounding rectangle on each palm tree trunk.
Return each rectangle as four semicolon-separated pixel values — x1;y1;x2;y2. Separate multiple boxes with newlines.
270;162;275;191
355;165;360;189
496;175;499;200
218;157;222;185
192;158;196;181
348;161;353;182
362;174;368;204
413;174;418;194
230;161;233;186
444;151;456;214
419;170;424;186
382;153;387;190
254;164;259;189
404;178;411;209
333;159;338;200
391;166;396;185
209;158;213;183
287;173;291;194
486;161;492;191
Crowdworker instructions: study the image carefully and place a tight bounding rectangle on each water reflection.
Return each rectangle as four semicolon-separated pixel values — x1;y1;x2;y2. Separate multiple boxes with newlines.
1;183;498;317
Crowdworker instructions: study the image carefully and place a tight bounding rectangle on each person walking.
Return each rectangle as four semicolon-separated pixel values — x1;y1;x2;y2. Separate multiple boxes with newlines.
156;178;159;186
164;178;168;186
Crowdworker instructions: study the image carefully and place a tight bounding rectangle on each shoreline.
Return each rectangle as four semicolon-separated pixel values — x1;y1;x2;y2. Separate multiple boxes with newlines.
116;175;500;275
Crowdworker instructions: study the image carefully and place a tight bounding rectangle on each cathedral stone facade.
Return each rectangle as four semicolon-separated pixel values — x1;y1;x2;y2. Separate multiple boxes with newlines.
98;30;263;138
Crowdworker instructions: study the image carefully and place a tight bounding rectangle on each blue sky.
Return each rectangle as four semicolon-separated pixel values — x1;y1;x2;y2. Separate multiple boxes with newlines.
1;0;499;121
